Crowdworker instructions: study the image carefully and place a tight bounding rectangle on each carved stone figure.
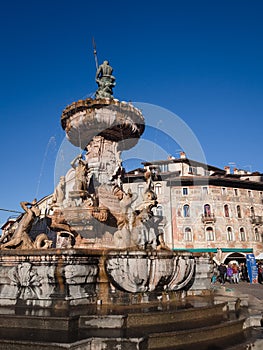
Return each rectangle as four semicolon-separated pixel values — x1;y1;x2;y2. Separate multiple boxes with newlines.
34;233;53;249
56;231;74;249
52;176;65;207
95;60;116;99
1;200;40;250
71;155;88;192
47;210;72;234
135;189;158;214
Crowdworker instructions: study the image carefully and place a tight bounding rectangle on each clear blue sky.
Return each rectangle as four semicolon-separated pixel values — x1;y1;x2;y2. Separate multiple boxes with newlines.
0;0;262;224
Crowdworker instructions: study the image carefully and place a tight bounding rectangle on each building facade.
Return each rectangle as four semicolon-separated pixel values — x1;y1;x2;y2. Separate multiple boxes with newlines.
124;152;263;263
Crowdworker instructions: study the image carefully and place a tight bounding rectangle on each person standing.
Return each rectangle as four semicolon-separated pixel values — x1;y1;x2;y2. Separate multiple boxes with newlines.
240;263;249;282
258;264;263;284
232;263;239;284
218;263;227;285
227;264;233;284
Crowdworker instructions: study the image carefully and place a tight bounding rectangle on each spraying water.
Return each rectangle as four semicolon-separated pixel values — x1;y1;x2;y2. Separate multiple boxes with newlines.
35;136;57;199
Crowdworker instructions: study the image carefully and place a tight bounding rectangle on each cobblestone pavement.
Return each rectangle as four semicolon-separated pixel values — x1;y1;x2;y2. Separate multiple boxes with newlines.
219;280;263;300
212;280;263;350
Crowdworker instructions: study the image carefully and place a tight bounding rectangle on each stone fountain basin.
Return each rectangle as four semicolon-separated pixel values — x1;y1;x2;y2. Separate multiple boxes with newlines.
61;98;145;150
0;298;247;350
0;249;195;307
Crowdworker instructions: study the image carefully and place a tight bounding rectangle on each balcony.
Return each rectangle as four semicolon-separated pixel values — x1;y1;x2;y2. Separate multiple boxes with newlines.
201;213;216;224
250;216;263;225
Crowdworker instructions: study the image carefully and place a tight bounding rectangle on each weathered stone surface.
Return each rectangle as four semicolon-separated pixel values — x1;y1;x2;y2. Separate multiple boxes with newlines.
61;99;145;150
105;251;195;293
0;250;100;306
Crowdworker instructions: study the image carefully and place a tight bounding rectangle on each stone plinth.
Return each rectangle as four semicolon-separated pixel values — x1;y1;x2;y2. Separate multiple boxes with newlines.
187;255;213;295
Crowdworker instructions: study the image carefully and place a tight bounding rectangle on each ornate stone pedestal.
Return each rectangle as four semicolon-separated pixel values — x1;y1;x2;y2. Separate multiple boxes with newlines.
0;249;197;307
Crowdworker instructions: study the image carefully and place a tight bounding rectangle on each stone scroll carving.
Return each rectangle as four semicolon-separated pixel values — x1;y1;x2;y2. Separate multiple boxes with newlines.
0;262;55;306
106;252;195;293
0;259;100;307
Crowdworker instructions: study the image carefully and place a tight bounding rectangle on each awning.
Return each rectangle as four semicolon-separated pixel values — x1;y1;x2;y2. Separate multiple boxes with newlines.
172;248;253;253
255;252;263;260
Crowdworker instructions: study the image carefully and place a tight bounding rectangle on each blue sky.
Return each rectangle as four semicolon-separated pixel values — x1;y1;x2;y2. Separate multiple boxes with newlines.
0;0;262;224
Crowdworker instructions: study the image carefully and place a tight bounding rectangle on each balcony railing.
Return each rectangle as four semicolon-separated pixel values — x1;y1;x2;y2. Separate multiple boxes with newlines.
201;213;216;224
250;216;263;225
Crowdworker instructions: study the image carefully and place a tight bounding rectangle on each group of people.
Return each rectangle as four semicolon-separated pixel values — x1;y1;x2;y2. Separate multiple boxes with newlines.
258;263;263;283
212;262;249;285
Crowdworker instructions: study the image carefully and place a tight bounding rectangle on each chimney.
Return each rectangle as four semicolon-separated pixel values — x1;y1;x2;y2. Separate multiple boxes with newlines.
180;151;186;159
233;168;239;175
224;166;230;174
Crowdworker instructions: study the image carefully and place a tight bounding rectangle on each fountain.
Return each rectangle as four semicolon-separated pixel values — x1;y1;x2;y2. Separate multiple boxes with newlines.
0;59;254;349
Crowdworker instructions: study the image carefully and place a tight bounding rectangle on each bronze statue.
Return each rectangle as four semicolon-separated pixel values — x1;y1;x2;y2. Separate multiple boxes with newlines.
95;60;115;99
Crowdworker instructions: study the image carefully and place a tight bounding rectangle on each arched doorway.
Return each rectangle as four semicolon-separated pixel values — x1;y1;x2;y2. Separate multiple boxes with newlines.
224;252;246;265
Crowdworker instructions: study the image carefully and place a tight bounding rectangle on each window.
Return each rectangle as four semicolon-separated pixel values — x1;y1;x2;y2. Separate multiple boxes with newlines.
240;227;246;241
224;204;230;218
234;188;239;196
237;205;242;218
182;187;188;196
227;227;233;241
160;164;168;172
189;166;197;175
155;183;162;195
138;184;144;195
183;204;190;217
184;227;192;241
156;205;163;216
204;204;211;217
206;227;215;241
260;192;263;198
248;190;252;197
250;207;255;216
202;186;209;196
255;228;260;241
222;187;227;195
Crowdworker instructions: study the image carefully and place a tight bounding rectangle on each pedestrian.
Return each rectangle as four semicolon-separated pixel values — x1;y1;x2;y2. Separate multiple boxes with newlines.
211;264;218;284
232;263;239;284
258;264;263;284
227;264;233;284
218;263;227;285
240;263;249;282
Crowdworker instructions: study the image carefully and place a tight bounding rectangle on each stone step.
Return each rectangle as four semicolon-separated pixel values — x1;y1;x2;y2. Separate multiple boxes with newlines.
147;318;245;350
0;318;246;350
77;302;229;337
0;315;79;332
